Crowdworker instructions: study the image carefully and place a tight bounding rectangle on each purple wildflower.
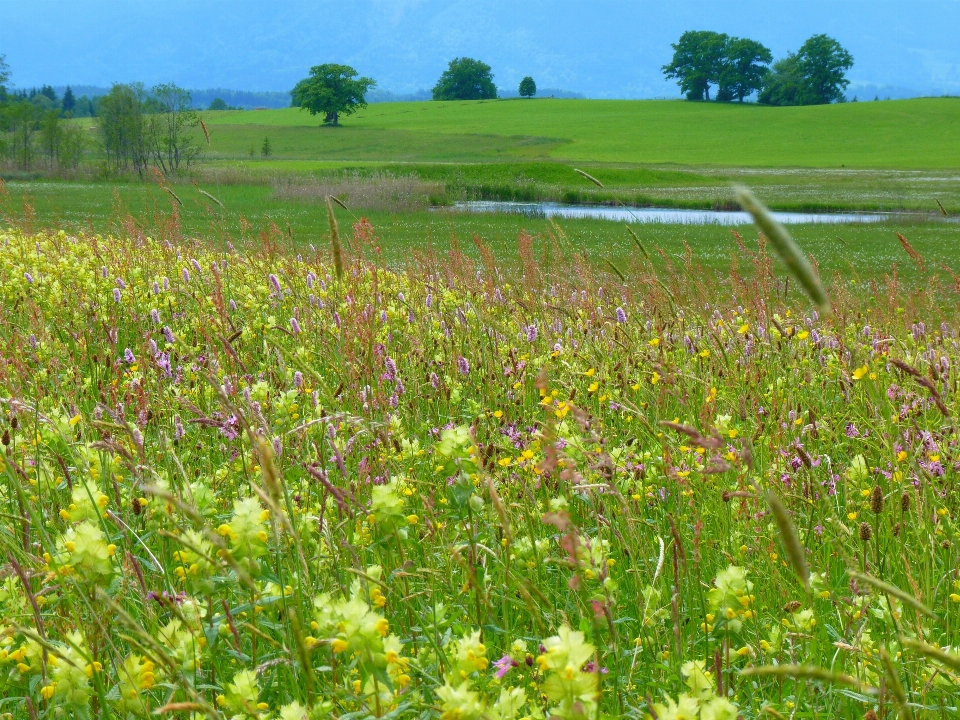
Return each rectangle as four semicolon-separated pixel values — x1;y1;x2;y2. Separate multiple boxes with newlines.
113;288;122;303
151;309;161;324
493;655;517;679
191;258;202;273
294;371;304;389
163;326;176;344
527;324;538;343
124;348;136;364
290;317;302;334
616;307;627;323
458;356;470;375
182;268;190;283
269;273;282;295
116;278;126;290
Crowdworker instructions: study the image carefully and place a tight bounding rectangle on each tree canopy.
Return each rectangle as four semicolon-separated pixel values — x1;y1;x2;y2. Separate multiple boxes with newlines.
432;58;497;101
519;76;537;98
291;64;375;126
718;38;773;102
759;35;853;105
665;30;851;105
795;34;854;104
662;31;730;101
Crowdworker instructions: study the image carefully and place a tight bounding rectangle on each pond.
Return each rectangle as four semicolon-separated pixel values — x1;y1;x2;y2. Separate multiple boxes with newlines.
444;201;897;225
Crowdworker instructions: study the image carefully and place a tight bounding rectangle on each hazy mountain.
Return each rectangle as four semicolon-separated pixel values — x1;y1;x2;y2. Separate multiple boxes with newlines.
3;0;959;99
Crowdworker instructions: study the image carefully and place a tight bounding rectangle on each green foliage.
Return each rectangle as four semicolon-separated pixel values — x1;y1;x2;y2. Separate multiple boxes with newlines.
291;63;375;126
662;30;730;101
519;76;537;98
261;135;272;157
795;34;854;104
208;97;229;111
758;54;804;106
61;85;75;115
0;54;9;101
98;83;149;175
761;35;854;106
96;82;201;176
432;57;497;101
0;207;960;717
718;38;773;102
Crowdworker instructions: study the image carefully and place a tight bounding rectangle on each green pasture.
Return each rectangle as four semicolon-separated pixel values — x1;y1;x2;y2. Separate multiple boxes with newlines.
4;180;958;280
201;97;960;168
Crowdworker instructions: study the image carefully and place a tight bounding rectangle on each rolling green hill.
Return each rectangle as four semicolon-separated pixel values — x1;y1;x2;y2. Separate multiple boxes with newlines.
202;97;960;168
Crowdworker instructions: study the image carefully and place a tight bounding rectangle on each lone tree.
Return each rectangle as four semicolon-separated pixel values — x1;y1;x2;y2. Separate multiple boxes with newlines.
292;64;375;126
519;76;537;98
759;35;853;105
432;58;497;100
717;38;772;102
662;31;729;100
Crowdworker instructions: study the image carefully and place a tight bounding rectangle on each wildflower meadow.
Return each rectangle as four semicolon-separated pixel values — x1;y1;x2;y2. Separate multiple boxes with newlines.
1;194;960;720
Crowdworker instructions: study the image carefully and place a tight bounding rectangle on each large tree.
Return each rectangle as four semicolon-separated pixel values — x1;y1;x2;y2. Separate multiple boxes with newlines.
758;54;803;106
519;76;537;98
291;64;375;126
432;58;497;101
662;31;729;101
795;34;854;105
717;38;772;102
760;35;853;106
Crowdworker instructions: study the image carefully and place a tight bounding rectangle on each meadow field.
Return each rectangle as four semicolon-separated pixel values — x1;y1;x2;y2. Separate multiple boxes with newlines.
2;97;960;719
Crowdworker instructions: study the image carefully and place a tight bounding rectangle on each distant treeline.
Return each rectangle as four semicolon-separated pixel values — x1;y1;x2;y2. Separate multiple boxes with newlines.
1;57;204;176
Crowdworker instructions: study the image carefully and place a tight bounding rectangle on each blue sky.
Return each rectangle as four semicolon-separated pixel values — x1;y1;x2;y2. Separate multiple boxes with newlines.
2;0;958;97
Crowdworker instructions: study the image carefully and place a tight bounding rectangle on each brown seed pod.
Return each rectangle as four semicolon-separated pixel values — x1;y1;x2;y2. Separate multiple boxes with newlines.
783;600;802;613
870;485;884;515
865;710;878;720
1;429;8;446
859;522;873;542
901;491;912;513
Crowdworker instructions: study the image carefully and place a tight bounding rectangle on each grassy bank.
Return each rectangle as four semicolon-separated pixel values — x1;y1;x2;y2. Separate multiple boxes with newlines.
3;179;958;279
